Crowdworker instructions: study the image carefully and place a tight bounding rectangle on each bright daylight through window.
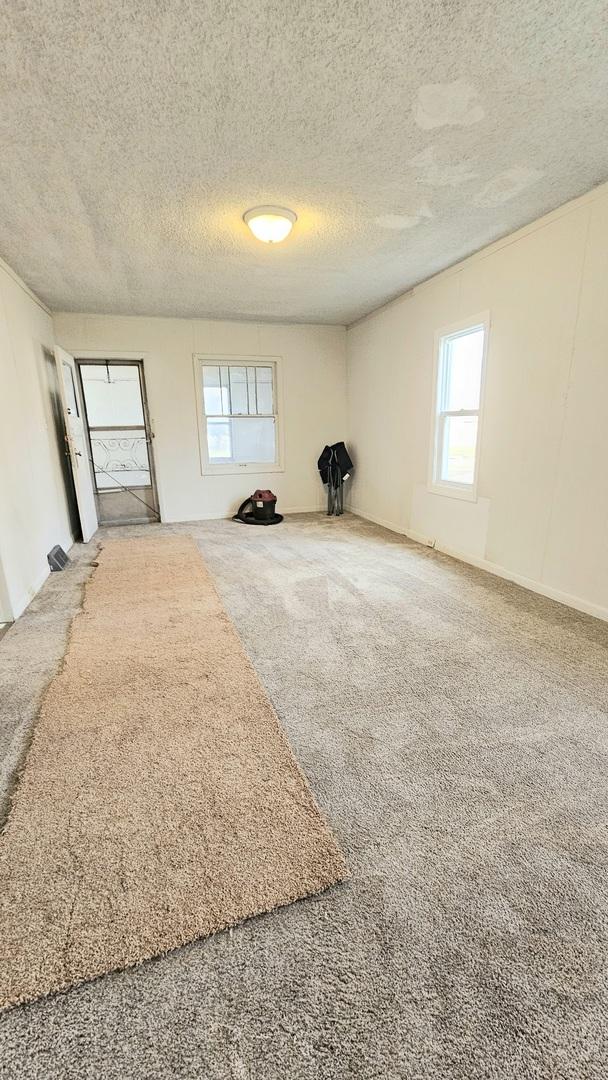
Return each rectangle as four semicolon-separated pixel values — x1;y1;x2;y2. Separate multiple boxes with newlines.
201;362;278;467
432;321;487;495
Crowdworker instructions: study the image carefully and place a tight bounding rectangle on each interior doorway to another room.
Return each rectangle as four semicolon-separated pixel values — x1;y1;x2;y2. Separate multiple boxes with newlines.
76;359;159;526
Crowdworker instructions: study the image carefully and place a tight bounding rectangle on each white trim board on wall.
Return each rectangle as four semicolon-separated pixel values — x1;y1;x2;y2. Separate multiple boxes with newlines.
349;506;608;624
0;255;52;317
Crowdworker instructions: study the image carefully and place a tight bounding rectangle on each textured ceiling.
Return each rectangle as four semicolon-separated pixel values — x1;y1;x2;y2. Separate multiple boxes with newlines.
1;1;607;325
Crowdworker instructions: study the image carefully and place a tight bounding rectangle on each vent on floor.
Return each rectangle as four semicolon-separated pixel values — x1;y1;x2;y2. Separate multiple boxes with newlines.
47;545;70;572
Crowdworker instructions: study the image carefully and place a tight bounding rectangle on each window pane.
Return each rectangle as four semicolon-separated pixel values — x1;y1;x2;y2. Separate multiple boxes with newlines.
80;364;144;426
207;417;233;460
231;417;276;462
206;416;276;464
202;366;223;415
255;367;274;414
229;366;248;414
441;415;478;485
443;328;484;411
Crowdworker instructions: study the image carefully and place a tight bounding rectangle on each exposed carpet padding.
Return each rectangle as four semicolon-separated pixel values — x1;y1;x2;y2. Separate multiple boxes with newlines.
0;535;347;1009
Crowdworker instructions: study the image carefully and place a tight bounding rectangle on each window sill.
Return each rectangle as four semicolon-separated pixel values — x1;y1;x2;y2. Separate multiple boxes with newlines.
202;462;284;477
427;481;478;503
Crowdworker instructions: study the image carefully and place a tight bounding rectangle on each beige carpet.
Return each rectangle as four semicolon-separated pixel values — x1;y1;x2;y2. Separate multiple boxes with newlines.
0;536;347;1010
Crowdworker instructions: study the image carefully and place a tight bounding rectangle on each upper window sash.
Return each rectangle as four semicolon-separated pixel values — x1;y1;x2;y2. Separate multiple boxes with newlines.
201;362;276;419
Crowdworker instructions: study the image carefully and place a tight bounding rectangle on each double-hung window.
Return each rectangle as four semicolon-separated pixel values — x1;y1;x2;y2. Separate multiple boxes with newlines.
199;359;280;470
430;315;488;499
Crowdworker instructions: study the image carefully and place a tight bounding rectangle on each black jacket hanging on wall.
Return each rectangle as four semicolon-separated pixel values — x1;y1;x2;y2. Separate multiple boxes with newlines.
317;441;353;517
317;441;353;484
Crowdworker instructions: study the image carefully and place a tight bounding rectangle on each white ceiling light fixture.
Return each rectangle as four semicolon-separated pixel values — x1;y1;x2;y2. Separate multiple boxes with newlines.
243;205;297;244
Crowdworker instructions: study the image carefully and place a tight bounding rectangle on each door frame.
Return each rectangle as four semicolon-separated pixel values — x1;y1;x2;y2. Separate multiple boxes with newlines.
73;351;162;522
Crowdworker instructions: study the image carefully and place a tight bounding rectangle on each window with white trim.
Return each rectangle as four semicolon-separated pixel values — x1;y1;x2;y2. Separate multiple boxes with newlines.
200;361;278;467
431;320;487;496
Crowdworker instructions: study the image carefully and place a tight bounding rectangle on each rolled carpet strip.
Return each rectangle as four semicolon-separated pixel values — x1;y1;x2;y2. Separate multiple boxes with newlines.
0;536;348;1009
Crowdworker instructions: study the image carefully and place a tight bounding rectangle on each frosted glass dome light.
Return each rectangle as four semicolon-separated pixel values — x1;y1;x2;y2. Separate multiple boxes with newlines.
243;206;297;243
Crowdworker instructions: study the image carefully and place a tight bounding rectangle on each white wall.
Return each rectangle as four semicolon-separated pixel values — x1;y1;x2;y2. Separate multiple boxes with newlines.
347;182;608;621
53;314;347;522
0;258;72;620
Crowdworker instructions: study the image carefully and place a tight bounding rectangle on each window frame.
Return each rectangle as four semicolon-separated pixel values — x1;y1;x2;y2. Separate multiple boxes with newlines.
428;312;489;502
194;353;285;475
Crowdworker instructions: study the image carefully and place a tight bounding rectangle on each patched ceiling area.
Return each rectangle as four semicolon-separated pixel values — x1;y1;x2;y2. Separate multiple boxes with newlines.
1;1;607;325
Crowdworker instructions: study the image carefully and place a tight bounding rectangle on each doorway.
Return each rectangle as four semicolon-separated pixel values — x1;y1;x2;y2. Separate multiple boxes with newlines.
76;359;159;526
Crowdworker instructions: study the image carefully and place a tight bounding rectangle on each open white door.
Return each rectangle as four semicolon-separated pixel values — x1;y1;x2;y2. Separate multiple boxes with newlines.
55;346;98;542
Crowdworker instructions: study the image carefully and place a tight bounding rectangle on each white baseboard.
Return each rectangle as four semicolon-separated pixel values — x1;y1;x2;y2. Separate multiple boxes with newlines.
349;506;608;624
161;505;324;525
11;564;51;621
347;504;408;537
279;505;323;514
